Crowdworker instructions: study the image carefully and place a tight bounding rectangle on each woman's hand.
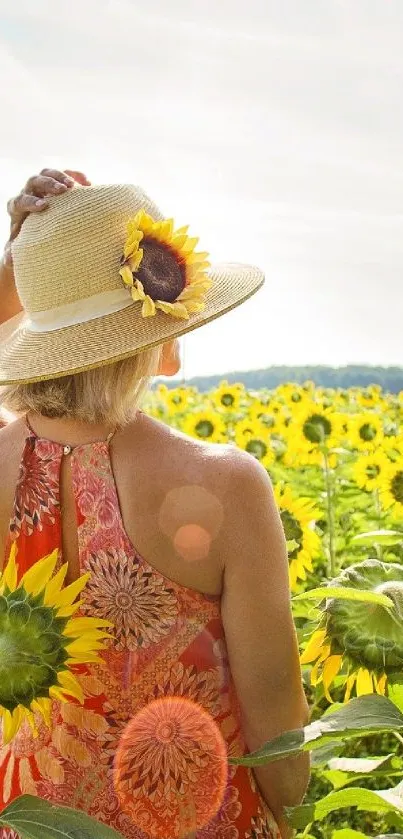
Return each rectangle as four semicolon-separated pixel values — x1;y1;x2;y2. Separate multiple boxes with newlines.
3;168;90;268
0;169;90;327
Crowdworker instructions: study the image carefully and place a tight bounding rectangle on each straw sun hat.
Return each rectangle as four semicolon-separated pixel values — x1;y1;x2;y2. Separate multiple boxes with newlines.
0;183;264;385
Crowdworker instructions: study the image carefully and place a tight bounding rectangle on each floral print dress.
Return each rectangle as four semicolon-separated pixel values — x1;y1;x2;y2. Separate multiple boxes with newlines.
0;423;280;839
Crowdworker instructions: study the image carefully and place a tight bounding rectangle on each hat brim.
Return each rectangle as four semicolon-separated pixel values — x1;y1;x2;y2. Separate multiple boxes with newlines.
0;263;264;385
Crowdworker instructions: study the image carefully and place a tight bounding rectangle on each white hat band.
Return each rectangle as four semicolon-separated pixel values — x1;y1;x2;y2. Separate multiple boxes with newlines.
25;288;133;333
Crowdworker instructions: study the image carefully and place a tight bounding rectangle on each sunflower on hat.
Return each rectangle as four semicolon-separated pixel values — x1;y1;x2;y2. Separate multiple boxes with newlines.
119;211;213;320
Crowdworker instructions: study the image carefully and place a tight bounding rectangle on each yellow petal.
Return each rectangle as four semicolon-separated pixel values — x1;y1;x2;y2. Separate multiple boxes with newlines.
176;286;205;302
2;542;18;592
65;638;105;655
49;686;69;703
124;231;143;259
64;616;112;636
128;248;144;273
375;672;387;695
184;300;205;314
310;658;322;687
170;234;188;250
20;550;59;597
135;213;155;235
356;667;374;696
56;601;82;618
31;697;52;727
322;654;342;702
300;628;327;664
156;301;190;320
344;673;356;703
182;236;199;254
186;251;210;265
54;573;90;609
142;296;156;317
57;670;85;703
155;219;174;241
66;653;104;665
44;562;68;606
119;265;134;286
174;225;189;236
1;706;23;744
131;279;146;302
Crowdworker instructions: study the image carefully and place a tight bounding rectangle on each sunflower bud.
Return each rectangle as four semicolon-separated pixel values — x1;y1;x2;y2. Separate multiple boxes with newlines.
326;559;403;674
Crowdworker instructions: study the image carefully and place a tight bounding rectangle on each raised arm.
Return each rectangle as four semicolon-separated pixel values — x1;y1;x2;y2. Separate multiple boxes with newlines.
0;169;90;327
220;450;310;839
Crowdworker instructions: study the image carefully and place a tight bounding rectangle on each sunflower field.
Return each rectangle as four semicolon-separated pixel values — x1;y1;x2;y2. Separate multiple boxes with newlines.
143;379;403;838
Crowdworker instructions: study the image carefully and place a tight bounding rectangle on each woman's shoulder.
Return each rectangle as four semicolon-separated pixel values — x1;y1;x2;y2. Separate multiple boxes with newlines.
123;411;269;504
0;415;26;453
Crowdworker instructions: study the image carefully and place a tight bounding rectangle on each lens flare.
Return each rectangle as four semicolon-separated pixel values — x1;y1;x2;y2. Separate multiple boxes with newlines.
114;696;228;838
173;523;212;562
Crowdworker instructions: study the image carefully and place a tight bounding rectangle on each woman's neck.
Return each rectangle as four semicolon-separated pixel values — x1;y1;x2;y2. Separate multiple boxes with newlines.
26;412;123;447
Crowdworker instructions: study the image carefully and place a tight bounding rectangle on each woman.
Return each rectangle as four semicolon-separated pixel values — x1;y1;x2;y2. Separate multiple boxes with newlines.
0;169;309;839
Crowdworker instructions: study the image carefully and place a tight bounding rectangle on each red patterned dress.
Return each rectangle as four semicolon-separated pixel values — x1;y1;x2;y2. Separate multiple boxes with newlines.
0;423;280;839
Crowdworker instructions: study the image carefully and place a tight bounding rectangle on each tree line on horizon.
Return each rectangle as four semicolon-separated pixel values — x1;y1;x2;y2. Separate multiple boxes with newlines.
157;365;403;394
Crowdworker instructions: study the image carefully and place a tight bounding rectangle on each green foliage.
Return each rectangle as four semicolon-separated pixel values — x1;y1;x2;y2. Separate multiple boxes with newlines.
230;696;403;767
286;784;403;830
0;796;125;839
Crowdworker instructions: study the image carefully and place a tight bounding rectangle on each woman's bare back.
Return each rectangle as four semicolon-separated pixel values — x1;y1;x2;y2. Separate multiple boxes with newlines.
0;411;235;595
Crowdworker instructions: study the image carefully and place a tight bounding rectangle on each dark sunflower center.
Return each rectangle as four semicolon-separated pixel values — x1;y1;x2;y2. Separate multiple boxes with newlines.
280;511;303;559
366;464;381;479
136;238;186;303
391;471;403;504
246;439;268;460
302;413;332;444
0;589;67;711
291;393;302;403
195;420;214;438
359;422;377;442
221;393;235;406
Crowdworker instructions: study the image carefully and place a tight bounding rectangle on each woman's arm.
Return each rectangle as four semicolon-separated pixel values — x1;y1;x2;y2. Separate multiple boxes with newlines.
220;451;310;839
0;169;90;327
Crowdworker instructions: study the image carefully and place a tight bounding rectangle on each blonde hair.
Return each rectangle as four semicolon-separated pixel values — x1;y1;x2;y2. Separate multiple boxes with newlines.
0;347;162;426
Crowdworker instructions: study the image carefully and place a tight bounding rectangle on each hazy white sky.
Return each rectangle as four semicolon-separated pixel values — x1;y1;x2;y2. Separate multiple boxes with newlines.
0;0;402;378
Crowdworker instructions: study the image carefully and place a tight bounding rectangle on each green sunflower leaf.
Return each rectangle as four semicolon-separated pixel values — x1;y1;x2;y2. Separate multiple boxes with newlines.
293;586;393;608
229;695;403;767
323;755;402;790
351;531;403;546
286;783;403;830
0;795;125;839
330;831;369;839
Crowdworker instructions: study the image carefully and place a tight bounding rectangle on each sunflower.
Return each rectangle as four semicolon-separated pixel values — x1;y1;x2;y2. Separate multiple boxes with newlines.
234;420;274;469
119;210;212;319
0;545;111;744
182;410;227;443
300;559;403;701
349;412;384;452
291;406;344;453
379;458;403;516
249;399;283;431
355;385;383;410
274;485;322;590
276;383;311;410
352;450;390;492
165;386;191;415
210;382;244;413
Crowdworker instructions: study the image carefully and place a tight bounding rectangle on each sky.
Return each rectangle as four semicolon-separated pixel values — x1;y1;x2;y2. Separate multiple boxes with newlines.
0;0;402;379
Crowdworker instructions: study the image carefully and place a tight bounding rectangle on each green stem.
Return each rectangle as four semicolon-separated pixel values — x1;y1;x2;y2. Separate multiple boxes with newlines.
374;487;384;560
323;448;336;578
